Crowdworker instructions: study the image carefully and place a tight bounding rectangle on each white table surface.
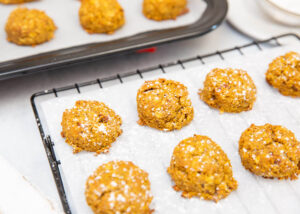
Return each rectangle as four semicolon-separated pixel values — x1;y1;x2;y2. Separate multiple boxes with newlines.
0;22;251;211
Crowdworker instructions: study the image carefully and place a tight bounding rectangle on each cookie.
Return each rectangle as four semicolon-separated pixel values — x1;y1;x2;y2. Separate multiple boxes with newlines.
143;0;188;21
199;68;257;113
239;124;300;179
61;100;122;154
5;7;56;46
79;0;125;34
85;161;153;214
266;51;300;97
168;135;238;202
137;78;194;131
0;0;35;4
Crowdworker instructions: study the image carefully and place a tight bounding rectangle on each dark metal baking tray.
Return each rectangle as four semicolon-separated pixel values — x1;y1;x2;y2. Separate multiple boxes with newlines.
31;33;300;214
0;0;227;80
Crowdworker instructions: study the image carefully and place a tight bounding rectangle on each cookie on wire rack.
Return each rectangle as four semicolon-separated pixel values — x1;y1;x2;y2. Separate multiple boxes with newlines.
136;78;194;131
61;100;122;154
239;123;300;180
85;161;154;214
199;68;257;113
168;134;238;202
266;51;300;97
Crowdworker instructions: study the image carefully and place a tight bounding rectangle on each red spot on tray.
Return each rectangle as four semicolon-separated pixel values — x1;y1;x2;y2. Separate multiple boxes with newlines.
136;47;157;53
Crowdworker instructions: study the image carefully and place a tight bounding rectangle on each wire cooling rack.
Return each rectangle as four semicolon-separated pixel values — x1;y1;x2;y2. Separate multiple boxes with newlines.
31;33;300;214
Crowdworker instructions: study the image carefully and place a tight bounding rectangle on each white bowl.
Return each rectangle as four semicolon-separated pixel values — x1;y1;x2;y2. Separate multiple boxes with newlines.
257;0;300;26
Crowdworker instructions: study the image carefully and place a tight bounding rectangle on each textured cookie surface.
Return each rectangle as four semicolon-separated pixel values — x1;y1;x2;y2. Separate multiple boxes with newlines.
168;135;238;202
266;51;300;97
85;161;153;214
79;0;125;34
199;68;257;113
5;7;56;46
239;124;300;180
137;78;194;131
143;0;188;21
61;100;122;154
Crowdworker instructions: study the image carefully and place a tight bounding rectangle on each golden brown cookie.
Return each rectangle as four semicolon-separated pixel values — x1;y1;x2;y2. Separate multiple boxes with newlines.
143;0;188;21
168;135;238;202
136;78;194;131
5;7;56;46
239;124;300;180
85;161;153;214
79;0;125;34
61;100;122;154
0;0;35;4
266;51;300;97
199;68;257;113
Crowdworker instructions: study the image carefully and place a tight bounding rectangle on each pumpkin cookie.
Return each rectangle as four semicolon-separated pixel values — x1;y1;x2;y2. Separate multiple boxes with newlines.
239;124;300;180
61;100;122;154
85;161;153;214
0;0;35;4
168;135;238;202
137;78;194;131
143;0;188;21
79;0;125;34
199;68;257;113
266;51;300;97
5;7;56;46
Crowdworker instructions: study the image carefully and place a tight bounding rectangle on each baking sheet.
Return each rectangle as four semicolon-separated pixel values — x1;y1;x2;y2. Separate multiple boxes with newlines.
41;45;300;214
0;0;206;63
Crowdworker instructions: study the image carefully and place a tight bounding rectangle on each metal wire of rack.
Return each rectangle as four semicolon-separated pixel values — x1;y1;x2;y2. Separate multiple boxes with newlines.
30;33;300;214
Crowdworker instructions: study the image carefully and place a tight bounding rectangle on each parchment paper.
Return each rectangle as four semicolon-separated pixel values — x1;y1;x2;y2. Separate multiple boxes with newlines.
0;0;206;62
41;45;300;214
